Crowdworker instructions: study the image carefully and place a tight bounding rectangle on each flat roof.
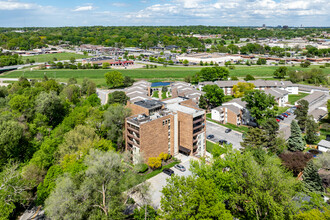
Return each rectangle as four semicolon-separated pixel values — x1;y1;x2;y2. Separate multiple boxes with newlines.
166;103;204;115
134;99;164;110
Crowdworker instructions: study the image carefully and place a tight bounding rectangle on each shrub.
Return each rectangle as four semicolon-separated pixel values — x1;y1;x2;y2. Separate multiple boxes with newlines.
138;163;149;173
148;157;162;170
159;152;171;161
229;65;235;69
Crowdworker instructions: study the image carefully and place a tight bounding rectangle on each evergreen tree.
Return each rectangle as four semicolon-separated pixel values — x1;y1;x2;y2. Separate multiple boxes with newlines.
302;161;324;193
288;120;305;151
295;100;309;131
305;117;319;144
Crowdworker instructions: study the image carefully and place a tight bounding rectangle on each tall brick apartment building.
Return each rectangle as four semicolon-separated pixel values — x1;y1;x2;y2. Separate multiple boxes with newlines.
125;97;206;163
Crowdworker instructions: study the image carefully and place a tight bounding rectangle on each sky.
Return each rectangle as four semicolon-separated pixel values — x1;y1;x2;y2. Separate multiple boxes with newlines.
0;0;329;27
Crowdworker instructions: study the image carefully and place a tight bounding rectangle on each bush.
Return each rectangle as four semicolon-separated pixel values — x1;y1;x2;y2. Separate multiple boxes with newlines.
138;163;149;173
148;157;162;170
159;152;171;161
229;65;235;69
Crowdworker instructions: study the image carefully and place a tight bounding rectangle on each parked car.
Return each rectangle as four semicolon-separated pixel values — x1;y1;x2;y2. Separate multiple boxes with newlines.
207;134;214;139
282;113;288;118
174;164;186;172
276;116;284;120
276;118;280;122
163;168;174;176
285;111;291;115
219;139;228;145
225;128;232;133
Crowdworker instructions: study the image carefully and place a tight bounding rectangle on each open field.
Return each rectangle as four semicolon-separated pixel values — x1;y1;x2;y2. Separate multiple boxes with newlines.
21;52;91;63
1;65;329;86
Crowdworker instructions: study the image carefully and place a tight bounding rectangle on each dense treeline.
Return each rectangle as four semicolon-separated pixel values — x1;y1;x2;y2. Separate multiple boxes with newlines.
0;26;329;50
0;49;24;67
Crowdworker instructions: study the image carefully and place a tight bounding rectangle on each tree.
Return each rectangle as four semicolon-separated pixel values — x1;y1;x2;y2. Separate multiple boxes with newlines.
300;61;311;68
244;74;255;81
0;162;32;220
261;118;284;153
288;120;305;152
305;117;319;144
70;57;76;64
108;91;129;105
0;120;25;167
273;66;288;78
104;71;124;88
197;66;229;82
103;104;131;149
198;95;207;109
35;91;65;127
57;125;100;160
102;62;110;69
190;149;300;219
182;59;189;66
67;77;77;85
295;207;330;220
86;94;101;107
314;151;330;170
295;100;309;131
81;78;96;96
232;82;255;98
279;151;313;176
45;150;138;219
161;176;232;219
123;76;135;87
61;85;80;104
256;58;266;65
302;161;324;193
148;157;161;170
133;205;158;220
242;90;276;125
201;85;225;110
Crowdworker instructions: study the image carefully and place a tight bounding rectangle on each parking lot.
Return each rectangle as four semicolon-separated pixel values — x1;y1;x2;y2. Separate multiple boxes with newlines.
142;154;195;209
206;121;243;150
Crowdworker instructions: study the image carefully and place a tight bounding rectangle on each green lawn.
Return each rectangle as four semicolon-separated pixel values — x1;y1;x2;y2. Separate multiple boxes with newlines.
21;52;91;63
136;161;179;184
1;65;329;87
206;140;217;153
152;91;159;98
161;91;167;99
275;106;290;115
288;93;310;105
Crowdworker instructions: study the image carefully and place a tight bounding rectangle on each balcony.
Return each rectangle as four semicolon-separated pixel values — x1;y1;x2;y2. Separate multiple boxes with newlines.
193;117;204;124
127;132;140;140
127;138;140;146
127;126;140;135
193;123;204;130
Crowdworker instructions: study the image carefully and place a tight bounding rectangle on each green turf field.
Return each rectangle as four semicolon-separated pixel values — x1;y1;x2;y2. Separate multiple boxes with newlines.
21;52;91;63
1;65;329;87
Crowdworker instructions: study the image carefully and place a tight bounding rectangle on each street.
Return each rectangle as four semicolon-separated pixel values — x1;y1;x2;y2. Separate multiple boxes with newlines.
206;121;243;150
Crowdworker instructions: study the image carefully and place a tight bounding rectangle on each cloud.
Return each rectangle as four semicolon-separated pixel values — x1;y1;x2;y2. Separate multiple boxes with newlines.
0;0;36;10
112;2;129;7
73;4;95;12
125;0;330;25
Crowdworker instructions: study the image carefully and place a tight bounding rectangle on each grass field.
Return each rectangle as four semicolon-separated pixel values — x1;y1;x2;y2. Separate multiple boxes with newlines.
1;65;329;86
21;52;91;63
288;93;310;105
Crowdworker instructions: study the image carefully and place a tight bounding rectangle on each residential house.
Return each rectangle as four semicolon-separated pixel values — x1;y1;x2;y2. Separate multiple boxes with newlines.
295;91;327;107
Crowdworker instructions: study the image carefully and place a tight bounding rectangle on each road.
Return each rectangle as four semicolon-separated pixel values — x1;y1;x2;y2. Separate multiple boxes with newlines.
206;120;243;150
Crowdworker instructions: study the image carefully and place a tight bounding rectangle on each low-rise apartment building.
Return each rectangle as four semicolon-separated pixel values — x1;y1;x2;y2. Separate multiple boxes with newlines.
265;88;289;107
211;98;251;126
295;91;327;107
125;98;206;163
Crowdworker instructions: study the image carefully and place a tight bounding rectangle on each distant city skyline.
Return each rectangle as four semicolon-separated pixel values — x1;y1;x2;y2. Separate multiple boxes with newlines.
0;0;329;27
